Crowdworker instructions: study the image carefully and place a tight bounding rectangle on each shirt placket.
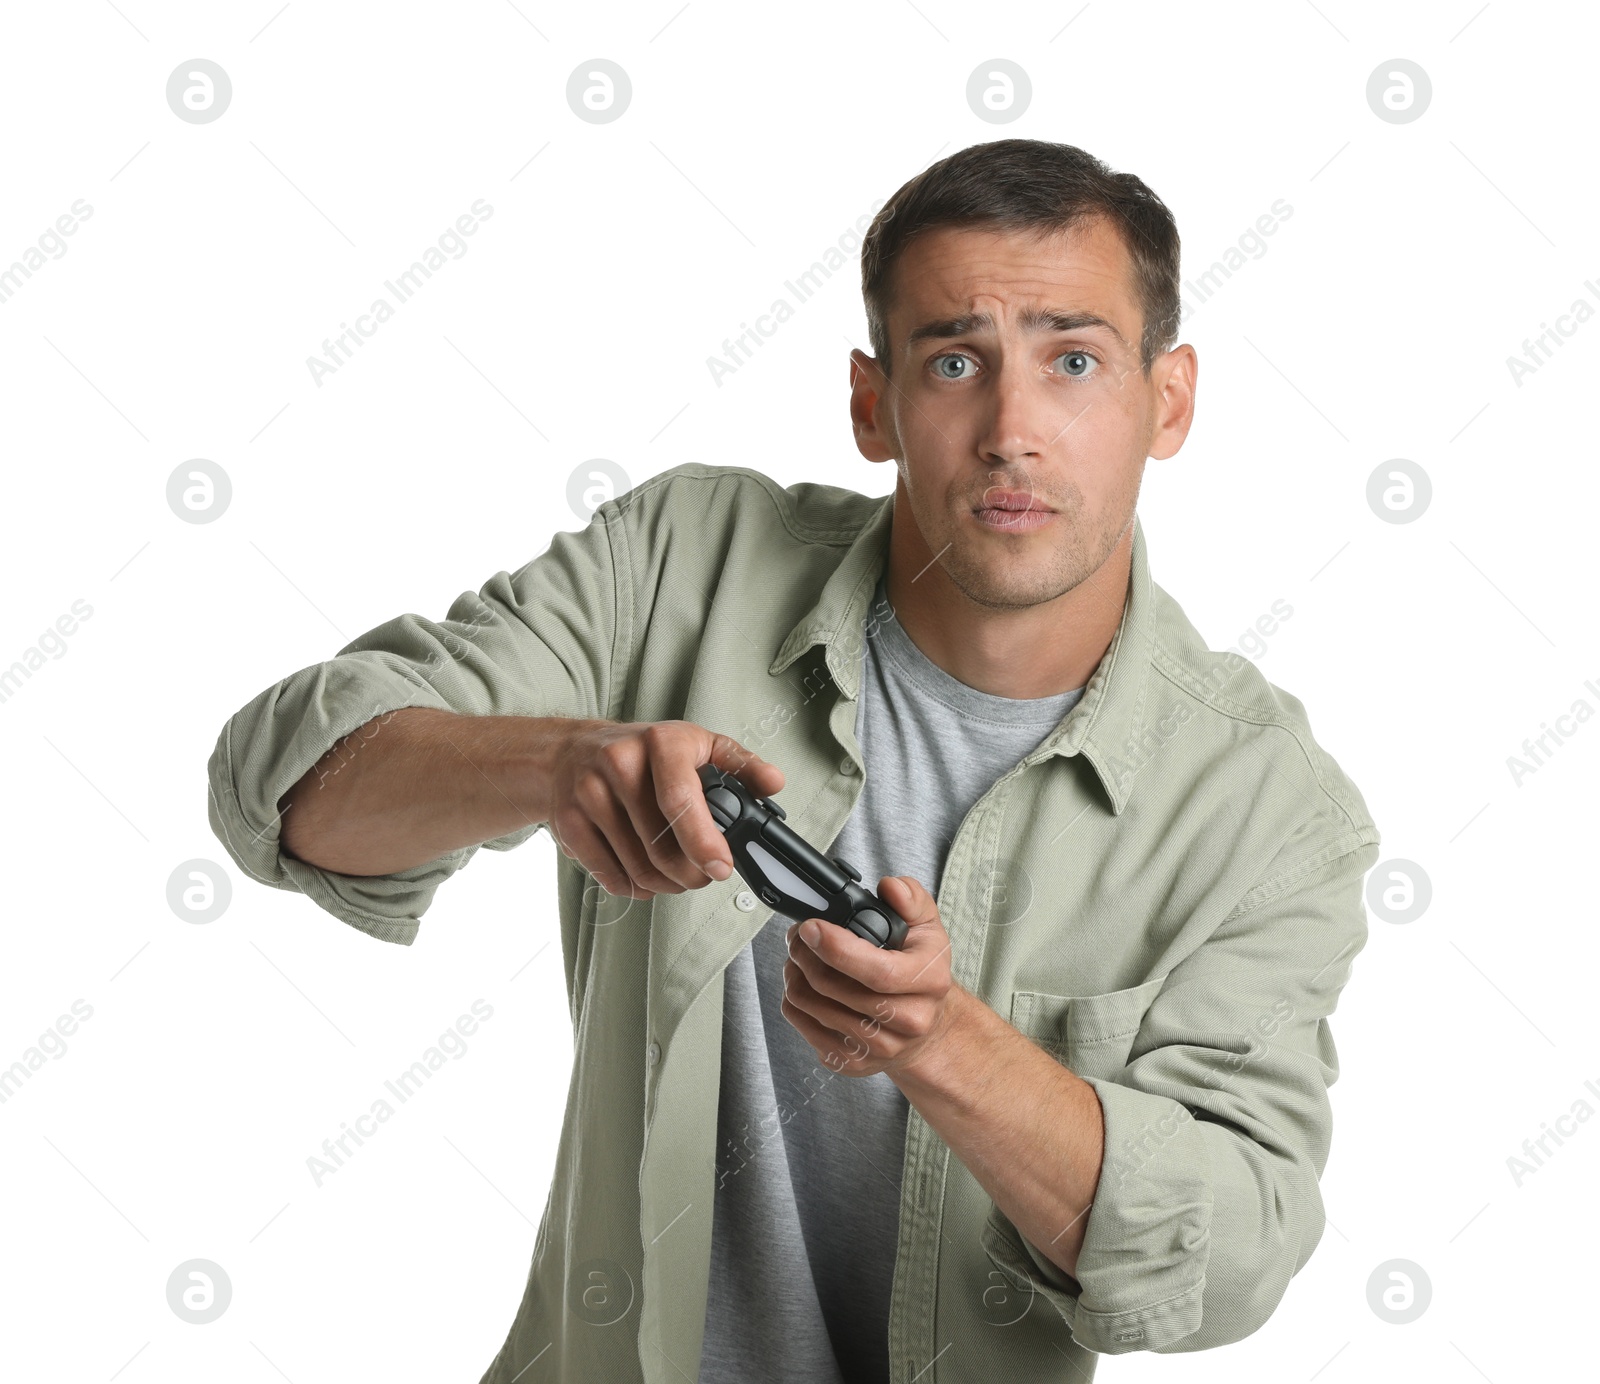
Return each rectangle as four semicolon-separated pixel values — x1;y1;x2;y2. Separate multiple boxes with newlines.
886;755;1022;1382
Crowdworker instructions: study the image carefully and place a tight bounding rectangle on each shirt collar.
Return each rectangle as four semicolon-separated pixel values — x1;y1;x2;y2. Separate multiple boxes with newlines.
769;495;1156;815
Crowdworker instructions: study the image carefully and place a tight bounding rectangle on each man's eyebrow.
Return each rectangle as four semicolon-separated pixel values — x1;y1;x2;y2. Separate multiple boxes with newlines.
905;307;1130;350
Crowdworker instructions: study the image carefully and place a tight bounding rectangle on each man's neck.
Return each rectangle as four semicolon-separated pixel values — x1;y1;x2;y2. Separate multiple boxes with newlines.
881;497;1133;701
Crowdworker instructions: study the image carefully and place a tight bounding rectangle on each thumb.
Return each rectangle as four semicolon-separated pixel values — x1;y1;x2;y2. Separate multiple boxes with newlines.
709;733;785;794
880;874;938;927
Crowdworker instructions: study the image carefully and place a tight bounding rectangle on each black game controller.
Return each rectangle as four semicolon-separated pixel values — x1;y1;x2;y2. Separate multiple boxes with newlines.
697;763;909;950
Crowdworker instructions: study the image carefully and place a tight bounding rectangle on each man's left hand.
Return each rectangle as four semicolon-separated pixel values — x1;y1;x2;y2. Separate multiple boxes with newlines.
781;874;959;1080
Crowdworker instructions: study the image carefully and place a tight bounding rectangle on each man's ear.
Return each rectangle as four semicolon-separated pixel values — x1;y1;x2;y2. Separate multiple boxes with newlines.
1148;343;1198;461
849;348;897;464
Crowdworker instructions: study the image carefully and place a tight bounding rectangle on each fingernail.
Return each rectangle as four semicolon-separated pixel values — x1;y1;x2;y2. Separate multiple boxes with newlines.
708;859;731;880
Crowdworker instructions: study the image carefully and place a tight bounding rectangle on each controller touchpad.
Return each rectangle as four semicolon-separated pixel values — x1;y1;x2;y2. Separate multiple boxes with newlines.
745;841;830;912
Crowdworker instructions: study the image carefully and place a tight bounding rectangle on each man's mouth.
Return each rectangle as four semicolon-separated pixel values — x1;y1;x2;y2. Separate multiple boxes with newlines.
972;488;1057;531
972;491;1056;532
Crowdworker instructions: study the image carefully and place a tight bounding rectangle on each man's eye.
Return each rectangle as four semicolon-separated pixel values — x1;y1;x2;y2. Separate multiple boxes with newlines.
1057;351;1098;378
932;353;975;380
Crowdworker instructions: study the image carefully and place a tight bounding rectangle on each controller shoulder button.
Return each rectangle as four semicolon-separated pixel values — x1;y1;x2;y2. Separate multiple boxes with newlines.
831;854;862;883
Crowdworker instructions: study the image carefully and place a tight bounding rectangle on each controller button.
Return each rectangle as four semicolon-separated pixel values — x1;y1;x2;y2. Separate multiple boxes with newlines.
832;855;862;883
706;786;740;828
852;909;890;945
760;797;786;820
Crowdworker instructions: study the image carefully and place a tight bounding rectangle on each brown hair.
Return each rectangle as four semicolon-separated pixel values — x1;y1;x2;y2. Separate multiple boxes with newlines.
860;138;1181;376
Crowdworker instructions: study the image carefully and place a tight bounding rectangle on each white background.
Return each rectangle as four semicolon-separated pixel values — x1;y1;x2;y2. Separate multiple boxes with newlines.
0;1;1593;1380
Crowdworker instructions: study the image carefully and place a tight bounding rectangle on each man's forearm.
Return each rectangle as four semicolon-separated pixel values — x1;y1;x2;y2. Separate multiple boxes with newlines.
277;707;576;877
890;982;1106;1281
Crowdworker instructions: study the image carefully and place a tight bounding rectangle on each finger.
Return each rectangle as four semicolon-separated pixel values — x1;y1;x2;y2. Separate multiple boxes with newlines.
880;876;944;946
598;746;707;892
793;911;900;991
550;811;649;899
632;803;704;890
612;790;696;892
647;727;742;882
779;990;872;1072
874;877;952;986
787;924;898;1016
651;727;784;884
713;732;786;796
572;775;680;896
782;964;879;1047
880;874;937;922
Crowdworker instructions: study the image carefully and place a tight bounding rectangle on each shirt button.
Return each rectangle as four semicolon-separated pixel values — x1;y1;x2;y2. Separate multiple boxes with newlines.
646;1041;660;1066
840;756;857;775
735;890;757;912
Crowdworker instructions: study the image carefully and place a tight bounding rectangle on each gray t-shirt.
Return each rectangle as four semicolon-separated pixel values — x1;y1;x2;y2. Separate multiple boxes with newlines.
697;575;1085;1383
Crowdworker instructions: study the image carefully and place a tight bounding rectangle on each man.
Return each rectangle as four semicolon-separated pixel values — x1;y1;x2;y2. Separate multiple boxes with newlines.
207;138;1380;1383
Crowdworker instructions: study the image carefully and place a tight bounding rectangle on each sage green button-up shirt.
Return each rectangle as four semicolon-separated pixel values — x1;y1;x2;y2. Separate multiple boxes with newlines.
207;462;1381;1382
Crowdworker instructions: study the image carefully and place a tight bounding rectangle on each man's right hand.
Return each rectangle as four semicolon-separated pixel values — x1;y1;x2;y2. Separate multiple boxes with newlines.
547;719;785;900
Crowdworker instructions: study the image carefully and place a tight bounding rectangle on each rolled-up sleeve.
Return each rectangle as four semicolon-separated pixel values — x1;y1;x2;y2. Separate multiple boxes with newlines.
206;503;630;945
992;828;1379;1354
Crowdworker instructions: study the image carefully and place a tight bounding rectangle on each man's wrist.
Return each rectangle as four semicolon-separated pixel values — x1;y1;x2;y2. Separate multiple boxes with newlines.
888;980;982;1097
506;715;587;830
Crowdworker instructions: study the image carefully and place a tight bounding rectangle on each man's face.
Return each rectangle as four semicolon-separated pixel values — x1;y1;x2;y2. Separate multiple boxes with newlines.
850;215;1194;611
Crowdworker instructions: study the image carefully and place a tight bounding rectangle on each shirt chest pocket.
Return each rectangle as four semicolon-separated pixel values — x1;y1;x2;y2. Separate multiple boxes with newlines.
1008;975;1167;1081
